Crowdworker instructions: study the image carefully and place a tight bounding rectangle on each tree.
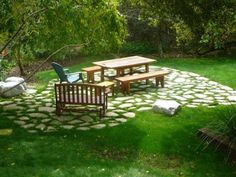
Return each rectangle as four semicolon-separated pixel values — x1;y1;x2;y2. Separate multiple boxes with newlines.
130;0;236;54
0;0;127;75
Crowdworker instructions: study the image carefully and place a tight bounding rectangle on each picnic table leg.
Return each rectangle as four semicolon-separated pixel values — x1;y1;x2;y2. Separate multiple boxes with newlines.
101;67;105;82
127;82;130;95
155;77;159;87
145;64;149;84
160;76;164;87
129;67;133;75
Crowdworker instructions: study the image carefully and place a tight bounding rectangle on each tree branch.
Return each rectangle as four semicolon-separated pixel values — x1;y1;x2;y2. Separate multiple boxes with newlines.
0;7;47;54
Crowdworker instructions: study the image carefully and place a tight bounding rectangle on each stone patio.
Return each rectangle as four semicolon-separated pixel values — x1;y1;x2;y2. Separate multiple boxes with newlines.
0;66;236;133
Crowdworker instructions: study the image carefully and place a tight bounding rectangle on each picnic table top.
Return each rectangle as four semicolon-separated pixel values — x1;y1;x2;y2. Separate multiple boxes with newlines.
93;56;155;69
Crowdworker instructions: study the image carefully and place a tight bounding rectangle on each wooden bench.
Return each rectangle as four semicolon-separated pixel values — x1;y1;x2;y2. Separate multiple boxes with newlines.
82;66;101;83
54;83;108;118
115;70;170;94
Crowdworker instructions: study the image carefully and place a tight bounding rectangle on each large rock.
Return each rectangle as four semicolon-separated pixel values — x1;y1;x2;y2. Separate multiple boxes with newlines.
5;77;26;88
0;81;26;97
152;100;181;116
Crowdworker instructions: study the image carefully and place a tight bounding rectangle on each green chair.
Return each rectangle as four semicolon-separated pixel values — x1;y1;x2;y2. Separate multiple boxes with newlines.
51;62;84;83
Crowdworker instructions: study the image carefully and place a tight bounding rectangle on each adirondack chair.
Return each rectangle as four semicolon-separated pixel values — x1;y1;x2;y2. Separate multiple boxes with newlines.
51;62;84;83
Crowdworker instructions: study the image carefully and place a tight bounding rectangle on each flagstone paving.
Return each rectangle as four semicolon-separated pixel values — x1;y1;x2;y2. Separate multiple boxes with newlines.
0;66;236;133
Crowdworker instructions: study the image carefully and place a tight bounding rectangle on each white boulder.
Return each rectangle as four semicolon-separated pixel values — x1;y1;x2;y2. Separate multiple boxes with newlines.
5;77;26;89
152;100;181;116
0;77;27;97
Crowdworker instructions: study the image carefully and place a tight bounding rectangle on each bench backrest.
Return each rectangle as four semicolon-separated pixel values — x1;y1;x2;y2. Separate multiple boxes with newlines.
51;62;68;82
55;83;106;105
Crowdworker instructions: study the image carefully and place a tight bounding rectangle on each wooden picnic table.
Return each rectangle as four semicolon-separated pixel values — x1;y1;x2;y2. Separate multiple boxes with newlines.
93;56;155;81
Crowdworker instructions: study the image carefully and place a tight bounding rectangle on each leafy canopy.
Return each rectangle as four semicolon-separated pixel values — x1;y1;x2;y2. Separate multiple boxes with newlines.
0;0;127;59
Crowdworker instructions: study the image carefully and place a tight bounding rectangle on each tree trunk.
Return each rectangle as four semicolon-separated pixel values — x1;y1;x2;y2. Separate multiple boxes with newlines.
15;48;26;76
158;22;164;58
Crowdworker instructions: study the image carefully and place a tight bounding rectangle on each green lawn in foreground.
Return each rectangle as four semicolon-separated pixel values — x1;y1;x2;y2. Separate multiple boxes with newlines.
1;56;236;177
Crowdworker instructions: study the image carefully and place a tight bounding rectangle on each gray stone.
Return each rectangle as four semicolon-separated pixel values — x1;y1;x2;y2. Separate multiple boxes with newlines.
80;115;93;122
114;109;126;113
126;100;136;103
0;81;26;97
38;107;55;113
115;97;133;101
3;104;24;111
195;94;207;99
90;124;106;129
29;113;48;118
183;95;195;99
108;123;119;127
228;96;236;102
111;101;122;105
174;78;185;83
19;116;30;121
77;127;90;131
28;130;38;133
22;123;35;129
107;106;116;110
50;120;62;125
123;112;135;118
105;112;119;117
115;118;127;123
0;101;13;106
136;102;149;106
153;100;181;116
41;119;51;123
137;107;152;111
14;120;26;125
36;124;46;130
61;125;74;129
68;119;82;124
119;103;133;109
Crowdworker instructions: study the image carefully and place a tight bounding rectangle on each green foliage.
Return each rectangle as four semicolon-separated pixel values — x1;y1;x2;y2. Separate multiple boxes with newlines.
120;42;157;54
0;58;16;81
208;106;236;140
130;0;236;52
0;0;127;66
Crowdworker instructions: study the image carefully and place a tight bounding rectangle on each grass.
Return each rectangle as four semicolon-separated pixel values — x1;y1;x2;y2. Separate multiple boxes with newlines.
1;56;236;176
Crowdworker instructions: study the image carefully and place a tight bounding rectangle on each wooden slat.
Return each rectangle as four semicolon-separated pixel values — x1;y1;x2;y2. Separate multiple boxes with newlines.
54;83;108;117
116;70;170;82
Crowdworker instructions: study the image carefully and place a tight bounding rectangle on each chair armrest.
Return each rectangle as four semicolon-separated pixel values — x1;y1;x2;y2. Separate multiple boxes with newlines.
63;68;69;74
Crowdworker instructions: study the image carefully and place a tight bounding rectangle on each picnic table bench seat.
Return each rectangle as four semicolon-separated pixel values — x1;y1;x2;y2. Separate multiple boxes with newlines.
115;70;170;94
82;66;101;83
55;83;108;118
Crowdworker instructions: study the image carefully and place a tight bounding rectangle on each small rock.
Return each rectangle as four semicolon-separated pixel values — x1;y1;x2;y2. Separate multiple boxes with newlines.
153;100;181;116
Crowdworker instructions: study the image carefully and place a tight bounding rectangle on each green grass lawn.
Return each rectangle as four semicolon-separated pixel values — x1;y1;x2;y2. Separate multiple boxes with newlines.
1;56;236;177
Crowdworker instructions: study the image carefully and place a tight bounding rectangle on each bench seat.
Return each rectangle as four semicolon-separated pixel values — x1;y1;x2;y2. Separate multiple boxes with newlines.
115;70;170;94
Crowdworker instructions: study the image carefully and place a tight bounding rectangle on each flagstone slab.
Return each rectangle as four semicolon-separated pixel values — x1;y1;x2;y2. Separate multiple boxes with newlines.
119;103;133;109
227;96;236;102
29;113;48;118
105;112;119;117
80;115;93;122
123;112;135;118
3;104;24;111
137;107;152;111
90;124;106;129
77;127;90;131
38;107;55;113
36;124;46;130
